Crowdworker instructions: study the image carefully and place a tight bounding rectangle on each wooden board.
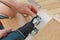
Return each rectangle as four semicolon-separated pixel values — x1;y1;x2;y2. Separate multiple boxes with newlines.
0;13;29;31
0;0;60;40
31;0;60;40
33;18;60;40
0;0;60;39
35;0;60;16
0;0;31;31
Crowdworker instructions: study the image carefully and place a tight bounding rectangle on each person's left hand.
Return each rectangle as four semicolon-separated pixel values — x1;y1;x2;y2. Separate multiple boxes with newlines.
0;27;11;38
15;3;38;17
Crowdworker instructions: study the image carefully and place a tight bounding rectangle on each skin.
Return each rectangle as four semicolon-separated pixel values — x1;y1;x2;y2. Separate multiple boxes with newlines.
0;1;14;38
0;0;38;38
15;3;38;17
0;2;16;17
0;28;11;38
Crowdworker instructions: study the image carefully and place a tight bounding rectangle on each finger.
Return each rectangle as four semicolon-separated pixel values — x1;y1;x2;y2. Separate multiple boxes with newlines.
31;4;38;14
26;8;36;18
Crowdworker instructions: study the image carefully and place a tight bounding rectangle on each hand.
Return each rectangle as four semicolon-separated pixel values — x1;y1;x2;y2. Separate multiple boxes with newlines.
16;3;38;17
0;0;38;18
0;27;11;38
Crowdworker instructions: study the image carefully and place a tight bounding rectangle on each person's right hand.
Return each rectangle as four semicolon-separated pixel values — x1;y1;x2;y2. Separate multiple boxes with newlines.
0;0;38;18
15;3;38;18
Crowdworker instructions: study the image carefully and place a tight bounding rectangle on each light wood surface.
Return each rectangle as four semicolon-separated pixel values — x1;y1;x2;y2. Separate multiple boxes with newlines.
0;0;60;40
0;0;31;31
0;0;60;30
0;13;28;31
33;18;60;40
36;0;60;15
32;0;60;40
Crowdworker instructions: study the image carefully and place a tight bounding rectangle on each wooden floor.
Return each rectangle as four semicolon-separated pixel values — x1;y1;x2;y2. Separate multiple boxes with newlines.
0;0;60;40
32;0;60;40
0;0;60;30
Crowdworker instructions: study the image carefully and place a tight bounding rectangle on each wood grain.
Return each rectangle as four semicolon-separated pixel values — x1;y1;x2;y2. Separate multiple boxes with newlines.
33;18;60;40
0;0;60;40
32;0;60;40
